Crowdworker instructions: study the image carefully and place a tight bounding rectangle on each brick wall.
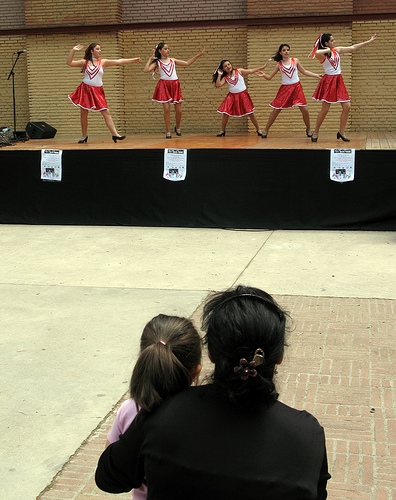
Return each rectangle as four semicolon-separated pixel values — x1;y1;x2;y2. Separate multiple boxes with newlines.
0;38;30;133
247;0;354;17
24;0;122;28
0;1;394;136
354;0;396;14
351;20;393;131
0;0;25;30
122;28;248;135
247;25;352;135
25;33;125;137
122;0;246;23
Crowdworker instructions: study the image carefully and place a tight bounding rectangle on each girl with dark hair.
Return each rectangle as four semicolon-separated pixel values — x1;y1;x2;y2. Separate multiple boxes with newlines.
309;32;377;142
96;285;330;500
67;43;142;143
256;44;321;138
105;314;202;500
213;59;267;136
143;42;206;138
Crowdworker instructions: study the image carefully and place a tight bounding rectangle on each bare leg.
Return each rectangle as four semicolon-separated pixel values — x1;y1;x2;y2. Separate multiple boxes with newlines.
174;103;182;133
248;113;262;134
312;102;331;138
220;114;229;133
339;101;351;135
263;109;281;135
299;106;311;134
80;108;89;138
162;102;171;135
100;109;119;136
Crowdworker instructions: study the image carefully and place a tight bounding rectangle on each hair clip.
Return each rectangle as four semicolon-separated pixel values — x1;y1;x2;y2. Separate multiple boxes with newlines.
156;340;167;346
252;348;265;366
233;348;265;380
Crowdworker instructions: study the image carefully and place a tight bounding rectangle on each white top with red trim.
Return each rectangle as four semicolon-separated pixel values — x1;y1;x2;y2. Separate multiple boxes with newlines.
321;50;342;75
83;60;104;87
158;58;179;81
225;69;246;93
279;58;300;85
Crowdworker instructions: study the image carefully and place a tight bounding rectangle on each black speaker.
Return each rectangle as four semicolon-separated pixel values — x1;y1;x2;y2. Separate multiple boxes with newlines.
26;121;57;139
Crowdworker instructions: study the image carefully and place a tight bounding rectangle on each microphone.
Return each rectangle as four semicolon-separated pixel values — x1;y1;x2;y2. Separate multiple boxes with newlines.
14;50;27;54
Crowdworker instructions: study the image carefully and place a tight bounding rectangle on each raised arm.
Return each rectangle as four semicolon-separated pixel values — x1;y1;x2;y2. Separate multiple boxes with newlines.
143;48;158;73
102;57;142;68
314;47;331;62
238;63;268;76
337;33;377;54
215;69;227;88
66;44;85;68
173;48;206;67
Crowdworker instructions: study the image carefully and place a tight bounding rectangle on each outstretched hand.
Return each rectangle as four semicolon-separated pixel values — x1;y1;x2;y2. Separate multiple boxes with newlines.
72;44;84;52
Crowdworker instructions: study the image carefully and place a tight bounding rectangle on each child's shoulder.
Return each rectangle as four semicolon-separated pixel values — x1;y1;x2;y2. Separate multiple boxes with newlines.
117;398;139;418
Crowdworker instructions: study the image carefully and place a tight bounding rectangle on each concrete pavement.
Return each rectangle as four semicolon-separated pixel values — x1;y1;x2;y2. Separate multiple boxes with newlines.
0;225;394;499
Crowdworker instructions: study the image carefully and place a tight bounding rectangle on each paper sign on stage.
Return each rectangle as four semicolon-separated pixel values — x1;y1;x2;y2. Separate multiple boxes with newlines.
163;148;187;181
330;148;355;183
41;149;62;181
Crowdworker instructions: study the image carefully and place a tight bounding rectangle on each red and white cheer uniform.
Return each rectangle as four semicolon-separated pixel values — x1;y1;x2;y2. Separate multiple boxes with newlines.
270;58;307;109
68;60;108;111
217;69;255;117
312;49;350;103
152;58;184;104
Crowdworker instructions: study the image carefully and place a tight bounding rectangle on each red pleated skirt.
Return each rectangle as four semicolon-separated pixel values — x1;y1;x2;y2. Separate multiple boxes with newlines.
270;81;307;109
152;79;184;103
217;90;255;117
312;74;350;103
68;82;108;111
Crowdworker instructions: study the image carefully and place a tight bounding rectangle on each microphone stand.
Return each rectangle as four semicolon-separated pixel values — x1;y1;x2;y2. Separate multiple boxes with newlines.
7;52;23;142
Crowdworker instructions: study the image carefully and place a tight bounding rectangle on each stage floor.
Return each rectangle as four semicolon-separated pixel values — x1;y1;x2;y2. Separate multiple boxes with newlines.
1;131;396;151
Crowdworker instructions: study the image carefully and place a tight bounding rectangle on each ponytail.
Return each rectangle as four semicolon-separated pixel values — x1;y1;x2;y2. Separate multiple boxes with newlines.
129;315;202;414
212;60;228;84
152;41;165;63
82;42;97;73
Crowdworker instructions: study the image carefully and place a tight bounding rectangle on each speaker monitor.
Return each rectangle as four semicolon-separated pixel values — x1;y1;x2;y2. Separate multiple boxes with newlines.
26;121;57;139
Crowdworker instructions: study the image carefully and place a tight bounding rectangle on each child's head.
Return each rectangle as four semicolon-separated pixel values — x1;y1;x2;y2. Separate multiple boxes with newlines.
85;43;99;61
212;60;232;84
309;33;333;58
271;44;290;62
129;314;202;414
154;42;167;60
319;33;332;49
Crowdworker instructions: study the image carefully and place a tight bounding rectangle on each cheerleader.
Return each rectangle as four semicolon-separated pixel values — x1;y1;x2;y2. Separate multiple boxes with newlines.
213;60;267;137
143;42;206;138
309;33;377;142
67;43;141;143
256;44;321;138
